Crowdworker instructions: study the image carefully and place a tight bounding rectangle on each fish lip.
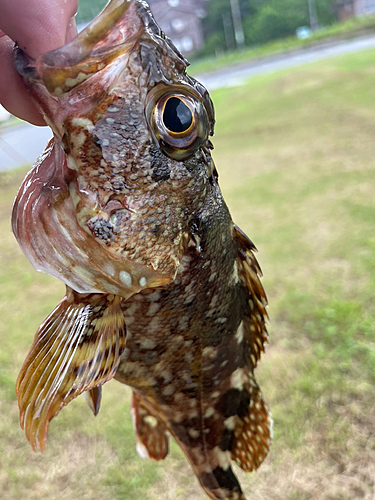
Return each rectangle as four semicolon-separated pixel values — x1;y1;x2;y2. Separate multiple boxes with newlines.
14;0;191;98
41;0;135;69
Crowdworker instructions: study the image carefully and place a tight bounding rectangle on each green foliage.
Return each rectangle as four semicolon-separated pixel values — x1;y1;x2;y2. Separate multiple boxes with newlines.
246;0;309;44
190;12;375;75
76;0;107;24
201;0;338;56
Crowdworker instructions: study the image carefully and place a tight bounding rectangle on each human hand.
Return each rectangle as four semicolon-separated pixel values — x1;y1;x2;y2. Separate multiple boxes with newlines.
0;0;78;125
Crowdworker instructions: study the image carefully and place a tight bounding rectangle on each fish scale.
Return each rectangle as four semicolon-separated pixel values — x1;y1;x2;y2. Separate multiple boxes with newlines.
11;1;271;499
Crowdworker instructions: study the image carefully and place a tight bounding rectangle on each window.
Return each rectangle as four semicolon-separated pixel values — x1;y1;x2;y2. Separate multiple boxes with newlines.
181;36;193;53
174;36;193;54
171;18;185;32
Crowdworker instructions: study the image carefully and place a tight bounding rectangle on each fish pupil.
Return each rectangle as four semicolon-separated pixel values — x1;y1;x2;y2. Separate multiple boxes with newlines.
163;97;193;133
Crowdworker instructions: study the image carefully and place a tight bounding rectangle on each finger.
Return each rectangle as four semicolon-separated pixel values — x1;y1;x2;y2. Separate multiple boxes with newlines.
0;0;78;124
0;34;45;125
0;0;78;59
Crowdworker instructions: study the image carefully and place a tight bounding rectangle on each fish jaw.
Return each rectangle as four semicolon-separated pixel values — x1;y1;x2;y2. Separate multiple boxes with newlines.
13;0;146;133
13;0;190;133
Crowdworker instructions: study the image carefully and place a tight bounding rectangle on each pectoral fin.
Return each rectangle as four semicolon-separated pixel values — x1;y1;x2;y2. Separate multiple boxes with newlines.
16;287;126;451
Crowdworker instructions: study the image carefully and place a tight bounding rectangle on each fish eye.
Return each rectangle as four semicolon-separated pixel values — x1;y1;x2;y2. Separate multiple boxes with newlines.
163;97;193;134
146;88;209;160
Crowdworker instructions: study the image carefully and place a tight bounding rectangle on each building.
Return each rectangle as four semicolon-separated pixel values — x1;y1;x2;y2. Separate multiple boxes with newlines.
336;0;375;21
148;0;207;56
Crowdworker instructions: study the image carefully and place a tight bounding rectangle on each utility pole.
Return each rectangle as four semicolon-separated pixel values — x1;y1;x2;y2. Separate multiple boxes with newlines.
222;12;235;51
308;0;319;31
230;0;245;50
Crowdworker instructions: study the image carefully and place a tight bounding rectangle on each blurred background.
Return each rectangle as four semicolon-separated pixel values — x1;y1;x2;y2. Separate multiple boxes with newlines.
3;0;375;168
0;1;374;499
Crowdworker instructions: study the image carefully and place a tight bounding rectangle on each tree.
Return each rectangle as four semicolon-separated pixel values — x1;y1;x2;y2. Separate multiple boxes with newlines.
76;0;107;24
201;0;337;55
202;0;261;55
245;0;309;44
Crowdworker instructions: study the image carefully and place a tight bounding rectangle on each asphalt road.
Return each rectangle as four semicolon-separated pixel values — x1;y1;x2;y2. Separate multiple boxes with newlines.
1;34;375;172
197;34;375;90
0;124;51;171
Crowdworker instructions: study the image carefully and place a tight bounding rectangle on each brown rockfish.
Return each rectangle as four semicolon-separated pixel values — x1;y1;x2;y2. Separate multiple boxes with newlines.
12;1;272;498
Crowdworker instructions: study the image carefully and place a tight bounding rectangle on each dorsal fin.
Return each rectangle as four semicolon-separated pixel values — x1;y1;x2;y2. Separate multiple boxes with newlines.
234;223;268;368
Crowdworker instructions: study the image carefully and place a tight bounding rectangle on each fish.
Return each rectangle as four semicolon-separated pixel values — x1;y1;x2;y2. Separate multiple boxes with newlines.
11;1;272;499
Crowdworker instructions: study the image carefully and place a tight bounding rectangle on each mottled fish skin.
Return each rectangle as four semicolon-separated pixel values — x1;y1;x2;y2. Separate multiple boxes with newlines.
12;1;271;499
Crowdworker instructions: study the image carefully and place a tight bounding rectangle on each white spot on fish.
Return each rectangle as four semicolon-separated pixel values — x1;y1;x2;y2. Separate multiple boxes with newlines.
235;321;244;344
139;277;147;287
103;263;115;277
147;290;161;302
71;131;86;149
202;347;217;359
204;407;215;419
188;429;200;439
212;447;231;470
72;117;94;131
162;385;175;396
107;106;120;113
144;416;158;428
67;155;78;171
230;368;247;390
120;271;132;287
65;72;90;88
161;370;173;384
146;302;160;316
224;416;237;430
140;338;156;350
124;301;139;317
174;392;184;402
233;261;239;282
208;271;217;283
209;294;219;309
215;317;228;324
178;315;189;331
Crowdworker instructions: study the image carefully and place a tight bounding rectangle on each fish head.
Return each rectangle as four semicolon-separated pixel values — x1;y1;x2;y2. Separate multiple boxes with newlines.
13;0;216;297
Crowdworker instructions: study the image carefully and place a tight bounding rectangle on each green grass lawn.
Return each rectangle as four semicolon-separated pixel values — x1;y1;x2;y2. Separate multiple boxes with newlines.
1;48;375;500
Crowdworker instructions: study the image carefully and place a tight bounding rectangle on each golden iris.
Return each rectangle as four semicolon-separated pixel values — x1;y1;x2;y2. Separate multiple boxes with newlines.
146;86;209;160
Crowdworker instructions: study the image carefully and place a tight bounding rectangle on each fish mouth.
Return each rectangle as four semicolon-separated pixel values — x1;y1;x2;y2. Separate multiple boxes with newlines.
15;0;146;96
